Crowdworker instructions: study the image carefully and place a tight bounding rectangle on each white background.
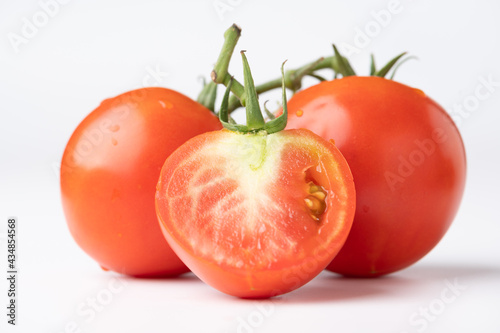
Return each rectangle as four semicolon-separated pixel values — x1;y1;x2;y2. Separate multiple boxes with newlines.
1;0;500;332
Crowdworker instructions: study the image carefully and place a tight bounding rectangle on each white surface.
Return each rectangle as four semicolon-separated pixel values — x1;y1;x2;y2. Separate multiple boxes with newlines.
1;0;500;332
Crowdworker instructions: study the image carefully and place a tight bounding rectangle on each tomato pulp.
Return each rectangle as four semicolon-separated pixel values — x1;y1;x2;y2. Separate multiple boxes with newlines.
286;76;466;277
61;87;222;277
156;129;356;297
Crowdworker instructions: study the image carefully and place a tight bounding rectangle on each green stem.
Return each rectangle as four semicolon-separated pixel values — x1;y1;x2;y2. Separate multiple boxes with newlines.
208;25;410;114
227;78;282;112
226;56;341;112
211;24;247;106
196;80;218;112
210;27;348;112
211;24;240;83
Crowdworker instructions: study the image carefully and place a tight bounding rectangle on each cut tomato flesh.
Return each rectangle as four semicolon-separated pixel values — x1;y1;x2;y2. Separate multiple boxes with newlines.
156;128;355;297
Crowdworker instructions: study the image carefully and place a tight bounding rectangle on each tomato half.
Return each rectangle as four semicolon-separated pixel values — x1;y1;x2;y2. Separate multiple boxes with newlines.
286;76;466;277
155;128;355;297
61;87;222;277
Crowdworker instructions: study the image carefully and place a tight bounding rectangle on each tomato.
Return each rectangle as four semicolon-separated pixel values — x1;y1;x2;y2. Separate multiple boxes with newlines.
286;76;466;277
155;128;356;297
60;87;222;277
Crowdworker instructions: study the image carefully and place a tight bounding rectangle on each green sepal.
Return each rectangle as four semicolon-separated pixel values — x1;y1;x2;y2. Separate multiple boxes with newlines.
375;52;407;78
241;51;265;130
389;55;417;79
262;61;287;134
369;54;376;76
263;101;276;120
219;77;249;132
219;55;288;135
332;44;356;77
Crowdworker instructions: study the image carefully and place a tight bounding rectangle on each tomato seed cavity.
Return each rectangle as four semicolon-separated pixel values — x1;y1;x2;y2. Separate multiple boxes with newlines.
305;181;327;221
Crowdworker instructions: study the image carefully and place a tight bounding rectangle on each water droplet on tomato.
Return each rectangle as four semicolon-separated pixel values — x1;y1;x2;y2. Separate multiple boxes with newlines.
413;88;426;97
159;100;173;109
296;109;304;117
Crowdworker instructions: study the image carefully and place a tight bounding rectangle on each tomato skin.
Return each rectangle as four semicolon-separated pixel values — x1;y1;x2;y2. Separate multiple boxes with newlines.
286;76;466;277
61;87;222;277
156;129;355;297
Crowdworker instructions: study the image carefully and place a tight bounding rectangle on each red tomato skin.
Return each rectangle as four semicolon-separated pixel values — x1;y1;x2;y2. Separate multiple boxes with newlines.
61;87;222;277
286;77;466;277
156;129;356;297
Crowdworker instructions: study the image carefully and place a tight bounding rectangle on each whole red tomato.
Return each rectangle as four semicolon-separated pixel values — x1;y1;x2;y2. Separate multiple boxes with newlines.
61;87;222;277
286;76;466;277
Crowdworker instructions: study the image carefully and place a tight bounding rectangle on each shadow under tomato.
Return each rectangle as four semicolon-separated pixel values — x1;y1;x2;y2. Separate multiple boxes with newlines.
276;273;407;303
395;262;500;280
272;263;500;304
118;271;201;284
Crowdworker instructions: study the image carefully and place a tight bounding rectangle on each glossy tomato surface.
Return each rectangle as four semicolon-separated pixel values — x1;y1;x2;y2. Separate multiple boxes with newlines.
61;87;222;277
286;76;466;277
156;129;356;297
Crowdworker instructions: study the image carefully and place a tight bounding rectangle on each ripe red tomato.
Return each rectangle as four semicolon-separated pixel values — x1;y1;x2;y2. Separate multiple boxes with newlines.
286;76;466;277
61;87;222;277
155;128;356;297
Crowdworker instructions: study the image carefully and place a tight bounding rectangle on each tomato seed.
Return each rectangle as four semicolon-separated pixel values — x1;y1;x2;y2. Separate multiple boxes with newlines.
305;182;327;220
